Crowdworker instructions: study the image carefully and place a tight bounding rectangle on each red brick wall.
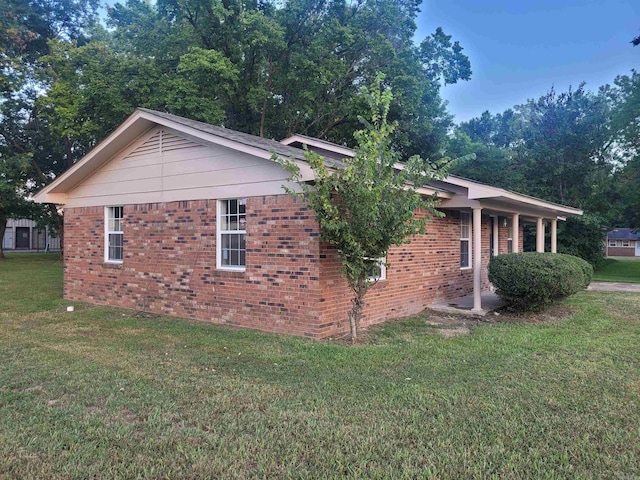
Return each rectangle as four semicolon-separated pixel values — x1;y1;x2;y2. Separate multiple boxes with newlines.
64;196;325;337
607;246;636;257
496;217;524;254
318;211;498;334
64;198;519;338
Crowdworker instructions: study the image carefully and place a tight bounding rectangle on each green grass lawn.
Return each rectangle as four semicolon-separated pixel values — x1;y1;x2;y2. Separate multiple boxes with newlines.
594;257;640;283
1;254;639;478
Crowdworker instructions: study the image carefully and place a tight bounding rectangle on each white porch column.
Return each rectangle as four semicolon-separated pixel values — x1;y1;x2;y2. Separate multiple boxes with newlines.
512;214;520;253
550;219;558;253
536;217;545;252
492;216;499;257
473;207;483;312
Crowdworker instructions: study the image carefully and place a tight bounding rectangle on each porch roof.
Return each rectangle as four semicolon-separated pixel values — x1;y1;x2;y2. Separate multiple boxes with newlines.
431;176;583;220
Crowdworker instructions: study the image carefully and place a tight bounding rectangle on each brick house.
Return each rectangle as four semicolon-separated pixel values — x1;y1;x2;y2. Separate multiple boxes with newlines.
34;109;582;338
606;228;640;257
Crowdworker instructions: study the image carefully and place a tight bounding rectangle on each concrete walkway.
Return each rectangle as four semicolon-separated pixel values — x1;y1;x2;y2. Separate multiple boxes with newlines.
430;291;505;317
588;282;640;293
431;281;640;317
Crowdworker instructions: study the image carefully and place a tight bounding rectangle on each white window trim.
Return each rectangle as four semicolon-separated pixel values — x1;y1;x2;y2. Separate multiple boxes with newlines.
460;211;472;270
608;240;617;247
216;199;247;272
622;240;630;247
366;257;387;282
104;206;124;264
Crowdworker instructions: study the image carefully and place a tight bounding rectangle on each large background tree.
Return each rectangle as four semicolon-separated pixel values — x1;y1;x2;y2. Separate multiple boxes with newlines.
449;70;640;264
0;0;471;249
0;0;100;239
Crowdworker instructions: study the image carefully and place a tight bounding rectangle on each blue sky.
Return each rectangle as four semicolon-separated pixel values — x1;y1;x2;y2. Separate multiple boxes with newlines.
415;0;639;122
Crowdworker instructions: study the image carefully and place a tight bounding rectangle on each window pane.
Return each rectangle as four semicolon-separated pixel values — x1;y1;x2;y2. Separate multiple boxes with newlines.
109;233;123;261
218;200;247;269
108;207;123;231
367;264;382;280
460;240;469;268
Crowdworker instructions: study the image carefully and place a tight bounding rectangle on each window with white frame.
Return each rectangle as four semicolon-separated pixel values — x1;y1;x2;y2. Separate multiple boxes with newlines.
217;199;246;270
105;206;124;262
507;219;513;254
609;240;617;247
366;257;387;282
460;212;471;268
622;240;630;247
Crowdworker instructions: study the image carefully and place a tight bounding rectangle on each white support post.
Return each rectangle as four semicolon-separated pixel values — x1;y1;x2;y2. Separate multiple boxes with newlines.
536;217;545;252
512;214;520;253
551;219;557;253
492;216;499;257
473;207;482;312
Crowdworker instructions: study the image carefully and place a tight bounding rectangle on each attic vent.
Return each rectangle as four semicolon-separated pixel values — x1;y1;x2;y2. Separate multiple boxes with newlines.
160;130;200;152
128;131;161;157
126;129;201;158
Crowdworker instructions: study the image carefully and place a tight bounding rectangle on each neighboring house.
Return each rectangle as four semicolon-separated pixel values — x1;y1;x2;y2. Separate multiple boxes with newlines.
1;218;61;252
34;109;582;338
606;228;640;257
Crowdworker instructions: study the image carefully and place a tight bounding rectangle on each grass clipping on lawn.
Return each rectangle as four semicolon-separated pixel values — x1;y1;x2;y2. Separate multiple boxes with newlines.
1;254;639;479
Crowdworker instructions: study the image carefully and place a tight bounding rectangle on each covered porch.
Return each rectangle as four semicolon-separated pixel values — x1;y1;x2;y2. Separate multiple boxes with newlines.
432;176;583;313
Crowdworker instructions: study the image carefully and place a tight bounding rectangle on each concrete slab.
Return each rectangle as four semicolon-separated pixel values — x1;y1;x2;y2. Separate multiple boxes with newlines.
430;291;506;316
588;282;640;293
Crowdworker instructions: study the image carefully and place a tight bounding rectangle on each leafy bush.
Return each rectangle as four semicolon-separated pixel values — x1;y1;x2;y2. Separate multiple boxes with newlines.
557;215;606;268
489;253;593;311
564;254;594;288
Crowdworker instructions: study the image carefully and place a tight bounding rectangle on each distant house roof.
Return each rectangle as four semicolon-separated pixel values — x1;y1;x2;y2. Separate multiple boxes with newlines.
608;228;640;240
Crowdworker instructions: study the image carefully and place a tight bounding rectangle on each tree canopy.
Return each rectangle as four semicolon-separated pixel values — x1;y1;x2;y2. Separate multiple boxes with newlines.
450;73;640;230
1;0;472;234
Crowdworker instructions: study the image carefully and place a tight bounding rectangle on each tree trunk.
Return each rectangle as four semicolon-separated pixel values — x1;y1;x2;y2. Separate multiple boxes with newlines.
348;281;367;343
0;216;6;260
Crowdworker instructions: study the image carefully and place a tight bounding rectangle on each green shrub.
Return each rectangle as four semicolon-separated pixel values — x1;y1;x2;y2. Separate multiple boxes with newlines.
565;254;594;288
489;252;593;311
557;215;606;269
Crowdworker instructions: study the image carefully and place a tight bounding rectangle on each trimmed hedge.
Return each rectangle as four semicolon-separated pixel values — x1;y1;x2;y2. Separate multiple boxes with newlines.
489;252;593;311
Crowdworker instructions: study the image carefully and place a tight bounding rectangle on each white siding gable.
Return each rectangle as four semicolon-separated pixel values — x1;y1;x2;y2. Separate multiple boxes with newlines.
64;126;299;208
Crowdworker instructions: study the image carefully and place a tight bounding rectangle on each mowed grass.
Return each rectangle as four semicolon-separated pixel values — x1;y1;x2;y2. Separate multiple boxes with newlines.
594;257;640;283
1;254;639;479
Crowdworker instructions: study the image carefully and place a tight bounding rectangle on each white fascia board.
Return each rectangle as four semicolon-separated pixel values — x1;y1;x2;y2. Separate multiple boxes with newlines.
281;134;355;158
33;192;67;204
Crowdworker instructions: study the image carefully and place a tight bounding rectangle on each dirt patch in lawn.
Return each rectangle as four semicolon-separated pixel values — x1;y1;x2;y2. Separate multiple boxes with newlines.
329;304;576;345
494;303;575;325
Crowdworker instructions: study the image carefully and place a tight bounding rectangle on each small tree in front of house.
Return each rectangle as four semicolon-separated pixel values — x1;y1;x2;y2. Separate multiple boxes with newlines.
279;77;448;341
